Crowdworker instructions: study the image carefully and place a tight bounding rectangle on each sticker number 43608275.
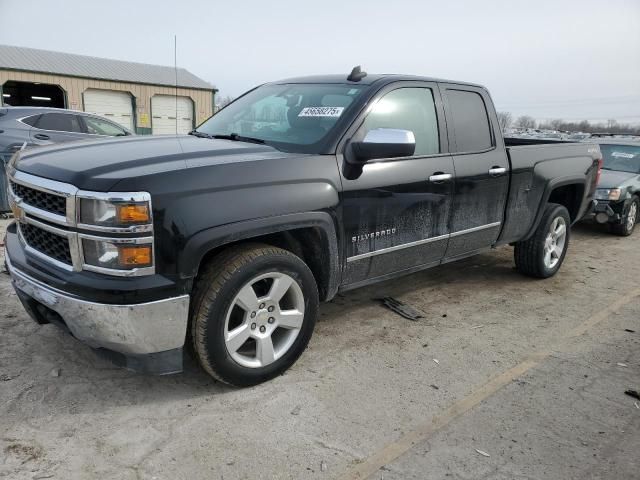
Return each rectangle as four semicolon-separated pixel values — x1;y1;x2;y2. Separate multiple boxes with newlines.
298;106;344;117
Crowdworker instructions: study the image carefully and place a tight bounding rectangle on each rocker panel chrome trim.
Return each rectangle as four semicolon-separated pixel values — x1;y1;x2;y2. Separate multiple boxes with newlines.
346;222;501;263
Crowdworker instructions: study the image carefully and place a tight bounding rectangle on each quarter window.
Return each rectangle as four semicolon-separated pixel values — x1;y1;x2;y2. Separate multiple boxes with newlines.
36;113;83;133
445;89;493;152
360;88;440;156
83;116;127;136
21;115;41;127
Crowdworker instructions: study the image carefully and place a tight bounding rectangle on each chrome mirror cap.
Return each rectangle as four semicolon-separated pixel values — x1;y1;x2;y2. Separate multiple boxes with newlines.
362;128;416;145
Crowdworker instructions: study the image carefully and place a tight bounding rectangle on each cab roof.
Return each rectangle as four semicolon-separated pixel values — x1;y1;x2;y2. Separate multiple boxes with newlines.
273;73;486;90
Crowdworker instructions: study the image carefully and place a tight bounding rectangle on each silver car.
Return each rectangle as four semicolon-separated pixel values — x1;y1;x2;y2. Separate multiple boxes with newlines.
0;106;134;212
0;106;133;161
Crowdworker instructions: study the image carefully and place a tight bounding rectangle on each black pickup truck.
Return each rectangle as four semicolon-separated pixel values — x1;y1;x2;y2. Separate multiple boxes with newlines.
4;70;601;386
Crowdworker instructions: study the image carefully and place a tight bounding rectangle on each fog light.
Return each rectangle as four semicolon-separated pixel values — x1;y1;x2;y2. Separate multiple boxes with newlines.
595;212;609;224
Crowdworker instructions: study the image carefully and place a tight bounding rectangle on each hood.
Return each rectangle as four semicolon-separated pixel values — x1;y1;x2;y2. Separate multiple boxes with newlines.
13;135;288;191
597;169;639;189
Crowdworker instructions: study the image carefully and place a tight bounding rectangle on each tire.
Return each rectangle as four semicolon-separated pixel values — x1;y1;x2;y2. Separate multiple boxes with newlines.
190;243;319;387
610;197;639;237
514;203;571;278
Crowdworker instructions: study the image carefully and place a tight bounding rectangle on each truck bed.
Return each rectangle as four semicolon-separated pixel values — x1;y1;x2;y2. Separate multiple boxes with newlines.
504;137;573;146
497;140;600;245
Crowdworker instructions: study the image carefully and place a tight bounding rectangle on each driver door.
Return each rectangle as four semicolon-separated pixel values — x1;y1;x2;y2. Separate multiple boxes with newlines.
340;83;455;287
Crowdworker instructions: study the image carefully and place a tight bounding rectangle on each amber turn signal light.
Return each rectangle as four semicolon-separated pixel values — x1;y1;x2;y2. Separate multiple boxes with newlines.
118;246;152;267
117;204;150;224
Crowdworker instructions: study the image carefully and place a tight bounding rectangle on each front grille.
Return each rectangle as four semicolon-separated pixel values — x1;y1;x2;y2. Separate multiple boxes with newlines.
10;181;66;216
20;223;72;265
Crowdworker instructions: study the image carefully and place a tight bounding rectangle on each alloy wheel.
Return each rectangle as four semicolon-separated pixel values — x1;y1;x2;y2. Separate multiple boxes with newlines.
626;202;637;232
543;216;567;269
224;272;305;368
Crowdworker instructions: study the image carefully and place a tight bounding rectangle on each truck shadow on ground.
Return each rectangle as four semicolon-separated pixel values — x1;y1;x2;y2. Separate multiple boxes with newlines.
572;219;618;238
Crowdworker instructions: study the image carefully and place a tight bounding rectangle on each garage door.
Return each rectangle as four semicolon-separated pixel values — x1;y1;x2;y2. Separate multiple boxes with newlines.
83;89;134;131
151;95;193;135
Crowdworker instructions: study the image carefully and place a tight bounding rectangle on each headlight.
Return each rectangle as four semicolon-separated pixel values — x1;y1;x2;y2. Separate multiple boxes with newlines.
79;198;151;228
595;188;621;201
76;191;154;275
82;238;153;271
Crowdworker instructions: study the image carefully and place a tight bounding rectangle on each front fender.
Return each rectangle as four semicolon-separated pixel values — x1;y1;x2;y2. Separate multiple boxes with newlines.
178;211;340;300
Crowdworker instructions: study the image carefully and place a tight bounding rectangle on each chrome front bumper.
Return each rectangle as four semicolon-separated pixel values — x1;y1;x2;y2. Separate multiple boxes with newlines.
6;253;190;357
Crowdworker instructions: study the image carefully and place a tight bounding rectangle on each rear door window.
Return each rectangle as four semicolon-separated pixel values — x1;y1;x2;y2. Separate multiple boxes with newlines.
36;113;83;133
445;89;493;153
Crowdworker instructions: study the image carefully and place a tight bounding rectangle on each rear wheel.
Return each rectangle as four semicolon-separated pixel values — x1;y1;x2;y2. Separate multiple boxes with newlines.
610;197;639;236
190;244;319;387
514;203;570;278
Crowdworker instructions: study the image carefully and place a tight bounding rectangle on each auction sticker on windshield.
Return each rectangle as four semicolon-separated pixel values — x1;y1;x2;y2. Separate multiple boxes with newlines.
298;107;344;117
612;152;636;159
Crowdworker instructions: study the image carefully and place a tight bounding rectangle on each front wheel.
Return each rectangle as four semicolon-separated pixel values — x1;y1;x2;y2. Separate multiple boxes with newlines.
514;203;571;278
190;244;319;387
610;197;639;236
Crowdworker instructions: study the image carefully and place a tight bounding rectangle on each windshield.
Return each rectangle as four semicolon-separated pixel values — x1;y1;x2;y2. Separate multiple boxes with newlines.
195;84;365;153
600;144;640;173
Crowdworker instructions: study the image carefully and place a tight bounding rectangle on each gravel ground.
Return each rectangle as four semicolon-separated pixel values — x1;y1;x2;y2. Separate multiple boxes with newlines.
1;218;638;480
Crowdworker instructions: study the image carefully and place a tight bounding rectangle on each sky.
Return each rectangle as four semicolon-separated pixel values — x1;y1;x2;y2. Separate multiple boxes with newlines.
0;0;639;124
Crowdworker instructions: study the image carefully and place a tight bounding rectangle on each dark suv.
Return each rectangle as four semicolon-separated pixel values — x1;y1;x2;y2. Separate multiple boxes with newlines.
0;106;133;161
588;138;640;235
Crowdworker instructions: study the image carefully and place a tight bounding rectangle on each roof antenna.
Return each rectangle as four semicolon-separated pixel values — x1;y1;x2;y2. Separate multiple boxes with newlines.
347;65;367;82
174;34;178;135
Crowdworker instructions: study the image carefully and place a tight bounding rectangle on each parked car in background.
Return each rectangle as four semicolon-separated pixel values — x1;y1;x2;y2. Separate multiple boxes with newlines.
0;106;133;161
588;138;640;235
541;133;567;141
0;106;134;212
568;132;591;141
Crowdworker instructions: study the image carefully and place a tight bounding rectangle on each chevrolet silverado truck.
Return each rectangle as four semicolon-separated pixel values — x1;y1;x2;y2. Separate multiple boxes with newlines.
4;69;601;386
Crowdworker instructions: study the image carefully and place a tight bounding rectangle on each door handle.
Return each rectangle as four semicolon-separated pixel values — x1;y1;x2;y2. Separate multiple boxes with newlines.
429;173;453;183
488;166;506;176
34;134;50;140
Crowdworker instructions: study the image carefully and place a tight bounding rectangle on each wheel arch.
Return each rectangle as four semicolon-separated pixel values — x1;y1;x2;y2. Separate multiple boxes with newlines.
179;212;341;301
522;178;586;241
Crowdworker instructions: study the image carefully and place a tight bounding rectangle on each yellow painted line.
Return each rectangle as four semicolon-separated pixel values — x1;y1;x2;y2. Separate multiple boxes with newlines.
338;287;640;480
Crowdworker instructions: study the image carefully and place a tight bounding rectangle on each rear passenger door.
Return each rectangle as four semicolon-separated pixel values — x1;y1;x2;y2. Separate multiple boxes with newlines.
440;85;510;259
30;112;86;145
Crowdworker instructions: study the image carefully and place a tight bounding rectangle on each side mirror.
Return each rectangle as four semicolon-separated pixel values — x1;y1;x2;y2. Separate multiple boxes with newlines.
351;128;416;162
344;128;416;179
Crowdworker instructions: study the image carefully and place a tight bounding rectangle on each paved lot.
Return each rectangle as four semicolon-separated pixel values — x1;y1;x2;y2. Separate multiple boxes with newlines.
1;218;639;480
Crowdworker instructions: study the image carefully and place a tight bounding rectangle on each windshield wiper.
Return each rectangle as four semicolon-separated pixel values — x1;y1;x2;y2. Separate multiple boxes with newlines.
188;130;214;139
189;130;266;145
212;133;265;145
